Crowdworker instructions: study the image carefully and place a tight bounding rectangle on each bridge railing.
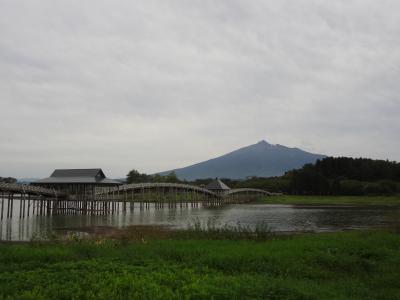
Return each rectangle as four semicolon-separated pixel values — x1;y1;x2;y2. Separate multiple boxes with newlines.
0;182;64;198
98;182;217;197
0;182;277;200
224;188;273;196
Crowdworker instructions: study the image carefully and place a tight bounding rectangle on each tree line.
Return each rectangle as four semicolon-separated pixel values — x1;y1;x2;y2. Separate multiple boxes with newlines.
126;170;180;184
285;157;400;195
0;177;17;184
226;157;400;195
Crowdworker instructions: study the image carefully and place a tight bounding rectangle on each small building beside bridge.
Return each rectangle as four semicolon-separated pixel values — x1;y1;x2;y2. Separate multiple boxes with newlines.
32;168;122;199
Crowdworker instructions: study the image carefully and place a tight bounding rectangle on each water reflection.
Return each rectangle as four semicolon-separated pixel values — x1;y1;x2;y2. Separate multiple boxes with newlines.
0;199;399;241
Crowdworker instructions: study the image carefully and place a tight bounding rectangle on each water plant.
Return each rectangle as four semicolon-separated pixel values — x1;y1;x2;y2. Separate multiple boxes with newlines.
186;217;273;240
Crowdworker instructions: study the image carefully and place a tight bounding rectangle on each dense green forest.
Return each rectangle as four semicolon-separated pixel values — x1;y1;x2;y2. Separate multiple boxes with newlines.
285;157;400;195
226;157;400;195
126;169;180;184
126;157;400;196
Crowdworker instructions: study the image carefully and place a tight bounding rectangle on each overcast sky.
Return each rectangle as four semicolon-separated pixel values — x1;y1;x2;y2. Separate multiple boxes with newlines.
1;0;399;178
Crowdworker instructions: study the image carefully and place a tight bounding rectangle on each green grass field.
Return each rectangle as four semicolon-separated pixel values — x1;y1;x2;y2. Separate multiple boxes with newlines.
259;195;400;206
0;230;399;299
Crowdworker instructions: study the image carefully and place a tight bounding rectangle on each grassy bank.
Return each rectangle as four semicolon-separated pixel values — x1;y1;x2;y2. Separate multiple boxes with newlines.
0;230;399;299
258;195;400;206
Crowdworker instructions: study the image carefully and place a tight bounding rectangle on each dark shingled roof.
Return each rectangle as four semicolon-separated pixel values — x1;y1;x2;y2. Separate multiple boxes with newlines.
205;179;230;191
50;169;105;178
32;168;121;186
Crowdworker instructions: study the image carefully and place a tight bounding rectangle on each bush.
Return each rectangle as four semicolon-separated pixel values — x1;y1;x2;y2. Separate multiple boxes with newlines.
364;180;398;195
337;180;365;196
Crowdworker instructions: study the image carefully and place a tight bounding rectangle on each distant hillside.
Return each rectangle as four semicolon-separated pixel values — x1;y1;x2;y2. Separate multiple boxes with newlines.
159;140;326;180
17;178;39;184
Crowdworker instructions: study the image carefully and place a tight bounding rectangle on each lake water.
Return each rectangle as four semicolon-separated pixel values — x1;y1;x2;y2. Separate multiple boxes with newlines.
1;199;399;241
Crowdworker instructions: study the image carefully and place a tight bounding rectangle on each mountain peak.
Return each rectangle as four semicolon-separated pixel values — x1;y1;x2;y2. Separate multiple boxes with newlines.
252;140;273;149
256;140;270;145
159;141;326;180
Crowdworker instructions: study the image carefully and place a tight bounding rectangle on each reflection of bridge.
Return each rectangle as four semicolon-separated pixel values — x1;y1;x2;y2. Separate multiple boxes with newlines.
0;182;276;219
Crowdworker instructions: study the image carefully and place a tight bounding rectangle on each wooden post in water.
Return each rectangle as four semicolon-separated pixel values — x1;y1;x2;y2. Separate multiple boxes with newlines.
130;189;134;211
145;188;149;210
18;194;22;219
19;193;23;219
111;189;114;214
37;198;40;216
10;194;14;219
39;198;42;216
47;199;51;216
27;195;30;217
22;193;26;218
6;195;9;219
1;192;4;220
123;190;127;213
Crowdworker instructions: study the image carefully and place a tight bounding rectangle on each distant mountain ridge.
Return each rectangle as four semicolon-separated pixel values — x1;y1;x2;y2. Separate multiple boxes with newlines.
159;140;326;180
17;178;39;184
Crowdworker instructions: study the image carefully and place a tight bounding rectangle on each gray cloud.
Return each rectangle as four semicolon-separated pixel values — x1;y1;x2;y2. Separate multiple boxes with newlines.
1;0;399;178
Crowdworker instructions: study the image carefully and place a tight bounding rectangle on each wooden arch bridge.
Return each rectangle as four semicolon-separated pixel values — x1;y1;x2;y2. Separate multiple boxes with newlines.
0;182;274;219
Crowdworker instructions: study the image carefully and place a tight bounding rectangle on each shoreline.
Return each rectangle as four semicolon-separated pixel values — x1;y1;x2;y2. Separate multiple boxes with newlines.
256;195;400;206
1;223;399;244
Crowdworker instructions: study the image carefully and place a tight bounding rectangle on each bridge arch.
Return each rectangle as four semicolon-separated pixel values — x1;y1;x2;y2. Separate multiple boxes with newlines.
224;188;272;196
222;188;272;203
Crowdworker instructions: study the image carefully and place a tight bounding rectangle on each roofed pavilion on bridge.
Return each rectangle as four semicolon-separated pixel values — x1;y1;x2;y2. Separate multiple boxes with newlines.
32;168;122;198
205;178;230;194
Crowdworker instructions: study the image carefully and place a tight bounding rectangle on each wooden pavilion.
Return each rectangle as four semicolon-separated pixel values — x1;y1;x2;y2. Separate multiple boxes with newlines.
31;168;122;200
205;178;231;194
